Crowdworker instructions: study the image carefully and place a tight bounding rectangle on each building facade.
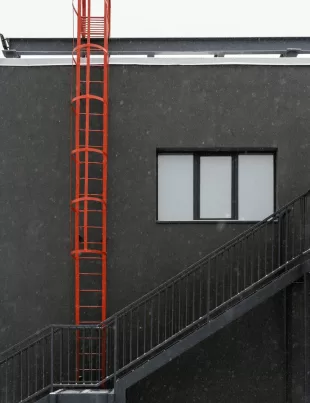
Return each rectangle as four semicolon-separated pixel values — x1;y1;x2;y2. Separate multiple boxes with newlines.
0;62;310;402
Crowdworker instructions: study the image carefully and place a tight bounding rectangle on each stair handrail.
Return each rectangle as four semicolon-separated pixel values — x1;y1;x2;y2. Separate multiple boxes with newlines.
0;325;53;361
0;188;309;380
100;188;310;323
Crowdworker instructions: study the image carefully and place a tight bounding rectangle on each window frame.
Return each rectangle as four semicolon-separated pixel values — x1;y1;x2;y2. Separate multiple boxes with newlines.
156;148;277;223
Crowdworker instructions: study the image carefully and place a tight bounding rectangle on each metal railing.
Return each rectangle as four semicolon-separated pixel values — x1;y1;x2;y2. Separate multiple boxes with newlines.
1;190;310;403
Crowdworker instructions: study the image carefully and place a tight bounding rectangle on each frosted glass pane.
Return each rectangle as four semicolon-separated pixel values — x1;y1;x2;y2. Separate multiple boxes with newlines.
238;155;274;221
200;157;232;219
158;155;193;221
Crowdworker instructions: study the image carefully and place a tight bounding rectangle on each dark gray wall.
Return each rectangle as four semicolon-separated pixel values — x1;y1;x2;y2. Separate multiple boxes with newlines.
107;65;310;313
1;65;310;402
0;66;73;349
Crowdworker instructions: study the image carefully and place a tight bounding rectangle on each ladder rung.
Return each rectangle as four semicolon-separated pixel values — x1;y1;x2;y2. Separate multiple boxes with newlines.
79;225;103;229
80;273;102;276
80;81;104;84
79;257;103;260
78;162;103;165
79;145;102;148
80;178;103;181
79;353;100;355
79;194;103;198
74;210;103;213
74;213;104;217
79;114;104;117
80;129;103;132
78;196;103;199
78;242;102;245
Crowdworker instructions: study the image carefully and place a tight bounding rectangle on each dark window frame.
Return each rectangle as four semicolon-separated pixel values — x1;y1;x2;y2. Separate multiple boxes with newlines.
156;148;277;223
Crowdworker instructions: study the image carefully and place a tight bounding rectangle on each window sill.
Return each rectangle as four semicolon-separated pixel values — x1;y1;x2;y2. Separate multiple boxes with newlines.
156;220;260;224
156;219;279;224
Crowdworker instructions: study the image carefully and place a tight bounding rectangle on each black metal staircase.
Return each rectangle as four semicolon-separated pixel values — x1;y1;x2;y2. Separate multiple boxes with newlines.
1;190;310;403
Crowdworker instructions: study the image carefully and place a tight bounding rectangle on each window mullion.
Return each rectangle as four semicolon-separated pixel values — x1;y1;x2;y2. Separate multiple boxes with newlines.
193;154;200;220
232;154;239;220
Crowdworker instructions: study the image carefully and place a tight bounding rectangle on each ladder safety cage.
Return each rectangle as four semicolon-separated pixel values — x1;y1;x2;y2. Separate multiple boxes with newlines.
71;0;111;380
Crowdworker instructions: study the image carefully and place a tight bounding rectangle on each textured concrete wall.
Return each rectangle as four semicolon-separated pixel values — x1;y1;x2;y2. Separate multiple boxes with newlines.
1;65;310;402
107;65;310;313
0;66;73;349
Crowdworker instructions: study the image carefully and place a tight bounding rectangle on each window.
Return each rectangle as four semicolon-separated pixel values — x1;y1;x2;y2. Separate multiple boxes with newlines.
157;151;275;222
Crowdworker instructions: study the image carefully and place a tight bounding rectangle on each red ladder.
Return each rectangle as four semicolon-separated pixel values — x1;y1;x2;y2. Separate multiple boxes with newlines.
71;0;111;380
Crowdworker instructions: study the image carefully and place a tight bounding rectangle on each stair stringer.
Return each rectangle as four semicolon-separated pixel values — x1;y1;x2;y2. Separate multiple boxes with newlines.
114;259;310;403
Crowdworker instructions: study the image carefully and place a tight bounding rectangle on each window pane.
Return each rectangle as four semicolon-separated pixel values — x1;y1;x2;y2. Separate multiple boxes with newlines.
200;156;232;219
157;154;193;221
238;155;274;221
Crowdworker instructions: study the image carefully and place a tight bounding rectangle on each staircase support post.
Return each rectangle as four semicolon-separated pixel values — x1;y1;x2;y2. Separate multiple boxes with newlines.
287;264;310;403
114;385;126;403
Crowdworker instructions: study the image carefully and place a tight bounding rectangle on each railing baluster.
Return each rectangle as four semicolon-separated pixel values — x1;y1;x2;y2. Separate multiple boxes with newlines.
215;256;218;308
13;356;15;403
251;233;254;283
236;243;239;295
271;217;275;271
257;229;261;280
98;326;101;381
302;196;306;252
81;329;87;383
300;198;303;254
229;248;233;299
285;207;289;267
192;271;196;322
67;328;70;383
122;316;126;366
59;329;63;384
264;224;267;276
5;359;8;403
185;276;188;326
278;212;282;267
106;327;109;380
50;327;54;392
164;288;167;340
157;294;160;344
171;283;175;335
136;308;139;359
129;310;133;362
222;253;225;304
178;280;181;331
199;268;202;318
150;299;153;349
114;317;118;386
291;205;295;260
35;342;38;393
207;259;211;321
20;352;22;401
305;196;309;250
243;239;247;290
27;347;30;397
143;303;147;354
90;328;93;384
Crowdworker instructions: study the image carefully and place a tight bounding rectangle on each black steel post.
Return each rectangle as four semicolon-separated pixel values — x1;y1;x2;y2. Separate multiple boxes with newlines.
115;384;126;403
